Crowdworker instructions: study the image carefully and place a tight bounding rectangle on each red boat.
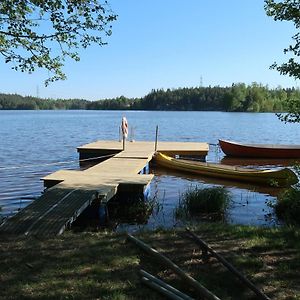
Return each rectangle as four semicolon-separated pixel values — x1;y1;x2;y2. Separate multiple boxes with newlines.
219;139;300;158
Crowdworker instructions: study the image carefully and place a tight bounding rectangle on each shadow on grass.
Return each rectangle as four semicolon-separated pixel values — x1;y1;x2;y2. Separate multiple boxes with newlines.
0;224;299;300
0;232;160;300
133;224;300;300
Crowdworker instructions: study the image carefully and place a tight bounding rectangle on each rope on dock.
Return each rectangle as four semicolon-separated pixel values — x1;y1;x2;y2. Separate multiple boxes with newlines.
0;153;116;170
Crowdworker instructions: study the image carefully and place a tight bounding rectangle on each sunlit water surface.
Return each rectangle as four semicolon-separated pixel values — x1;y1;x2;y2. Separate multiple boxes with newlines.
0;110;299;230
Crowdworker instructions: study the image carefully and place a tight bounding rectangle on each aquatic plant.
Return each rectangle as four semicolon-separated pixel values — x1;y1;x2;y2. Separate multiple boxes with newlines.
107;195;160;225
175;186;230;219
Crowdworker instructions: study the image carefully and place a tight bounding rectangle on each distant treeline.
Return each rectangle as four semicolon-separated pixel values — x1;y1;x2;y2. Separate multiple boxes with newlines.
1;83;299;112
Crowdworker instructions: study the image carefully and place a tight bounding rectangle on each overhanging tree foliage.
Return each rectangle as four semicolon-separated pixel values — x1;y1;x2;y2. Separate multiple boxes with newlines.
265;0;300;122
0;0;117;85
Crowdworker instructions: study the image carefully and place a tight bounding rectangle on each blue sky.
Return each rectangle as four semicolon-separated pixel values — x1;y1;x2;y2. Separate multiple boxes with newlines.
0;0;298;100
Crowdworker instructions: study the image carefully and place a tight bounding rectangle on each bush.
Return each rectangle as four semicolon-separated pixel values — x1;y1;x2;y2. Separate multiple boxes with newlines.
176;186;230;219
274;163;300;225
275;188;300;225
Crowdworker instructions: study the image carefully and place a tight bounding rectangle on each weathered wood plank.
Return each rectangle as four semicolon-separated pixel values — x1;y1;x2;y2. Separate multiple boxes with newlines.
77;140;209;153
0;188;67;234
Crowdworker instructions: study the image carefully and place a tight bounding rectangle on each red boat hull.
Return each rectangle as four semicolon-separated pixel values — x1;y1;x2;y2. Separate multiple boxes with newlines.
219;139;300;158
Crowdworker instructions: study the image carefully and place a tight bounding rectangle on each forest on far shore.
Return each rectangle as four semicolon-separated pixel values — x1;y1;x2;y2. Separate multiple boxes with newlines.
1;83;299;112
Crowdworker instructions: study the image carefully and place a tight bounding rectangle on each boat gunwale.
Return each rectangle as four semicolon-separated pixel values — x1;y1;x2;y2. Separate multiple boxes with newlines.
219;139;300;150
156;152;293;178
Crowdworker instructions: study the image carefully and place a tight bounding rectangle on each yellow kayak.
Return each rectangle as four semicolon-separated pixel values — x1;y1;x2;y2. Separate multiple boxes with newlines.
154;152;298;187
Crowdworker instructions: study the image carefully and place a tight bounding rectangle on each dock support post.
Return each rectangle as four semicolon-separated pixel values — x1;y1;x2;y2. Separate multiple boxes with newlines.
155;125;159;152
95;191;108;225
99;202;108;225
123;136;126;150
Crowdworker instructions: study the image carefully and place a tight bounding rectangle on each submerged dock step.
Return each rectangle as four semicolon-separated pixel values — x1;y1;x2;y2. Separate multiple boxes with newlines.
0;185;117;236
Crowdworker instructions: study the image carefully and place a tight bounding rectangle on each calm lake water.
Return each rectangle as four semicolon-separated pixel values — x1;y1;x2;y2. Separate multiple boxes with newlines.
0;110;299;230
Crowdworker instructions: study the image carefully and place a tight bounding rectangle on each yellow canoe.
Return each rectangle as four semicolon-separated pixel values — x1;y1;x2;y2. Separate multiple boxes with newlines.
154;152;298;187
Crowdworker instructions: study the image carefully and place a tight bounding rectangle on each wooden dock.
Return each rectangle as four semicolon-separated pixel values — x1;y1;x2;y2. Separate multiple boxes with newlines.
0;140;208;236
77;140;209;159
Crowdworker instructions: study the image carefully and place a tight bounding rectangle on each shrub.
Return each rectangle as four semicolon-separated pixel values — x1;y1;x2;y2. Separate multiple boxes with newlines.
275;188;300;225
275;163;300;225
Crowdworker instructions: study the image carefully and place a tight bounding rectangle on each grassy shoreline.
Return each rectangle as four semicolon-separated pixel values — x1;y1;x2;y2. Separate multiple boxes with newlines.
1;223;299;300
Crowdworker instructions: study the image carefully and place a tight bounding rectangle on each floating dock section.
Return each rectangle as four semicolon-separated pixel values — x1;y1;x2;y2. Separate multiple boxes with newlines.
77;140;209;160
0;141;208;236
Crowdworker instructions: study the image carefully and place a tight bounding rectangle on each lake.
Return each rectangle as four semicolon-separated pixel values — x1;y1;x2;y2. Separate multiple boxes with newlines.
0;110;299;230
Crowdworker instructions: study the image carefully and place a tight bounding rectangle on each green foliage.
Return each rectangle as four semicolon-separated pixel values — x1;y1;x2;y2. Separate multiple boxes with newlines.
0;93;89;109
0;83;299;111
0;1;117;85
264;0;300;122
176;186;230;218
89;84;298;112
224;83;247;111
276;96;300;123
87;96;139;110
276;188;300;225
265;0;300;80
275;164;300;225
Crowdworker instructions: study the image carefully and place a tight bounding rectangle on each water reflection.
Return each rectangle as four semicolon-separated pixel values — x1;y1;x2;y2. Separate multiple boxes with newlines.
103;165;282;232
149;167;280;228
107;197;154;226
155;165;288;197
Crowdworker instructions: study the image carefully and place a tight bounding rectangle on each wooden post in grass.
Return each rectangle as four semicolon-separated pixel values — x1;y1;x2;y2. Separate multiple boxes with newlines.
127;234;221;300
140;270;194;300
185;228;271;300
141;277;186;300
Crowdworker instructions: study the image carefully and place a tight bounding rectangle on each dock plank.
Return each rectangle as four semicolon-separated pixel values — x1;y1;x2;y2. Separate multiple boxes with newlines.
27;189;101;236
77;140;209;155
0;188;72;235
0;186;117;236
85;158;152;175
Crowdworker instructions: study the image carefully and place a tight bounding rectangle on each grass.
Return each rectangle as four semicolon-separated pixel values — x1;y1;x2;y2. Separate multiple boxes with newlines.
175;186;230;220
0;223;299;299
0;231;146;300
